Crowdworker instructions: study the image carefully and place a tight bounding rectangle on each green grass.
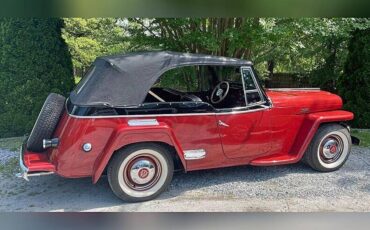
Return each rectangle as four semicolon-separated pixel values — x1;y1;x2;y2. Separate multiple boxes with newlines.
351;129;370;148
0;136;25;151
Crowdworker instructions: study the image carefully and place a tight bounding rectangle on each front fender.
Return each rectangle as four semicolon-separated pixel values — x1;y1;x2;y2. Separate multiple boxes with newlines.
91;122;185;183
289;110;354;161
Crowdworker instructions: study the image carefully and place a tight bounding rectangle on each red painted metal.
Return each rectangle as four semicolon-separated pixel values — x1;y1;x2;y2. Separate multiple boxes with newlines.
22;89;354;183
23;150;55;172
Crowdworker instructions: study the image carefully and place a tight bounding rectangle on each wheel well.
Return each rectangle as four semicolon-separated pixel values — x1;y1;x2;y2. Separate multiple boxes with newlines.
106;141;184;173
318;121;350;131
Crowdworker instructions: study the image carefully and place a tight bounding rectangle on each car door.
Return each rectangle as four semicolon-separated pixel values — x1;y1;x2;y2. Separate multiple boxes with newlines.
216;67;271;159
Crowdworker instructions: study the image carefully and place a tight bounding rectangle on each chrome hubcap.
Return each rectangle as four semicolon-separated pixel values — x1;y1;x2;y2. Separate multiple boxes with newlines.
129;159;156;184
123;155;161;191
320;135;343;163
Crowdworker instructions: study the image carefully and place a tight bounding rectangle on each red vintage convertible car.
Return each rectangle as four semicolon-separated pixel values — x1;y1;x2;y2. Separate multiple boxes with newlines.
17;51;358;202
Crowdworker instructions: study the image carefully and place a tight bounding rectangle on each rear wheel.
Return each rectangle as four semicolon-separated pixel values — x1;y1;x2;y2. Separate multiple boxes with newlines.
107;143;174;202
303;124;351;172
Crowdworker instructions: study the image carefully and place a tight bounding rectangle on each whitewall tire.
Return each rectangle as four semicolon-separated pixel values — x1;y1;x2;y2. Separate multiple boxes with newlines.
303;124;351;172
108;143;174;202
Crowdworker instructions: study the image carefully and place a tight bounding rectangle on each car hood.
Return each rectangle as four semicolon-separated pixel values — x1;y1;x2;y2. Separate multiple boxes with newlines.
265;89;343;113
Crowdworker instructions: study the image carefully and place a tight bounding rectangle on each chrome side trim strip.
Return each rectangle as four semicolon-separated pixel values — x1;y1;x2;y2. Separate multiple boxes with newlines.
128;119;159;126
269;88;321;91
184;149;206;160
67;106;271;119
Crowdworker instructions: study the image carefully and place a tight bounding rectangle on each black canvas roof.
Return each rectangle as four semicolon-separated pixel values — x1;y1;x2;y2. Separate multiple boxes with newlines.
69;51;252;107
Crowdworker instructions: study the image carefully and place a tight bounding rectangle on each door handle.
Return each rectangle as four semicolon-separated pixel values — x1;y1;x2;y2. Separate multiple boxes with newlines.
218;120;229;127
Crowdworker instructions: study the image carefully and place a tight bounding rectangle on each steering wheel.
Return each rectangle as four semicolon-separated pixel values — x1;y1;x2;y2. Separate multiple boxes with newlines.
211;81;230;104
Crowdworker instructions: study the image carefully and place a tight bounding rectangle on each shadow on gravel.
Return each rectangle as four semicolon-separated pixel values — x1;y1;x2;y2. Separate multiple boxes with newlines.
161;162;314;199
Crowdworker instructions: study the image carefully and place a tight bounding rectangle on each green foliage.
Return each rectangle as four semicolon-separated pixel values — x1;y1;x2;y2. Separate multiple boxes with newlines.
338;28;370;128
156;66;199;92
62;18;128;80
122;18;363;77
0;18;74;137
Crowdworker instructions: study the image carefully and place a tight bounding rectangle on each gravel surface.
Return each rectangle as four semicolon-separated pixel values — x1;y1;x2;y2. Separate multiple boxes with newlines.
0;146;369;212
0;148;17;165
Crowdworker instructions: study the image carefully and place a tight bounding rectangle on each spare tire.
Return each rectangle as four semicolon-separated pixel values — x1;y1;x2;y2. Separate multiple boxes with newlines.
26;93;66;152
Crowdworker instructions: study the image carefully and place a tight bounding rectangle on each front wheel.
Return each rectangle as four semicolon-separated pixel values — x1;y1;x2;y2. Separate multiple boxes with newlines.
303;124;352;172
107;143;174;202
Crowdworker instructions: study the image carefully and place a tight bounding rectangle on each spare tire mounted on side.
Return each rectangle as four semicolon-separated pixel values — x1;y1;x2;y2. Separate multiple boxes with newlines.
26;93;66;153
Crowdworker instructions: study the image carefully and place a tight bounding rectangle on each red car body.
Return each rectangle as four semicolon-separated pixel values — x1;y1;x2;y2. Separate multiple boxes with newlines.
22;89;353;183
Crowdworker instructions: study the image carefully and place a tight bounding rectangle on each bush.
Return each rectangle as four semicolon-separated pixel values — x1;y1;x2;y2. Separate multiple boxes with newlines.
338;28;370;128
0;18;74;137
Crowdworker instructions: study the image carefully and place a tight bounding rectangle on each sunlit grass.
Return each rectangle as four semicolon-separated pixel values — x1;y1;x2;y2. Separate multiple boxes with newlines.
351;129;370;148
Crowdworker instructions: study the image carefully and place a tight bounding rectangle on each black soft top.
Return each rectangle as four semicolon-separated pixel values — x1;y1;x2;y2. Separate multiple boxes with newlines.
69;51;252;107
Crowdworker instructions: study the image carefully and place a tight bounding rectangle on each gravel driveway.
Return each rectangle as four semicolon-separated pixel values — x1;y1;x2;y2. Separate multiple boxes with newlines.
0;146;369;212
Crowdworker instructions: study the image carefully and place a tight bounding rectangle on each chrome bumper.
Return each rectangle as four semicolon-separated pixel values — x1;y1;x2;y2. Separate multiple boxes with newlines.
15;142;54;181
15;143;30;181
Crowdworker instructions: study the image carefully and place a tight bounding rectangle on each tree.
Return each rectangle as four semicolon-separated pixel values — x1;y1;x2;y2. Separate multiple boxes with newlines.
338;27;370;128
121;18;354;78
0;18;74;137
62;18;128;79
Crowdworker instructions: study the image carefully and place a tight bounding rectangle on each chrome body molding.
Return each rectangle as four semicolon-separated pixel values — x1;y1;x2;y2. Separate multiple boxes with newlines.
128;119;159;126
184;149;206;160
67;106;271;119
268;88;321;91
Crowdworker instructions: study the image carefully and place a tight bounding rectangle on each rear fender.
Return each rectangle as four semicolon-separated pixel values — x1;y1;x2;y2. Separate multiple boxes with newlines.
289;110;354;161
92;122;185;183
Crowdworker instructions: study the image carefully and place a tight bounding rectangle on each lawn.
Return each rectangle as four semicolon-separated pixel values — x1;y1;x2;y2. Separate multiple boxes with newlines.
351;129;370;148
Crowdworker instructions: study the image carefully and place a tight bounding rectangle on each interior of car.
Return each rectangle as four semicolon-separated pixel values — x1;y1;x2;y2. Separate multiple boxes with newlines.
144;65;250;109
